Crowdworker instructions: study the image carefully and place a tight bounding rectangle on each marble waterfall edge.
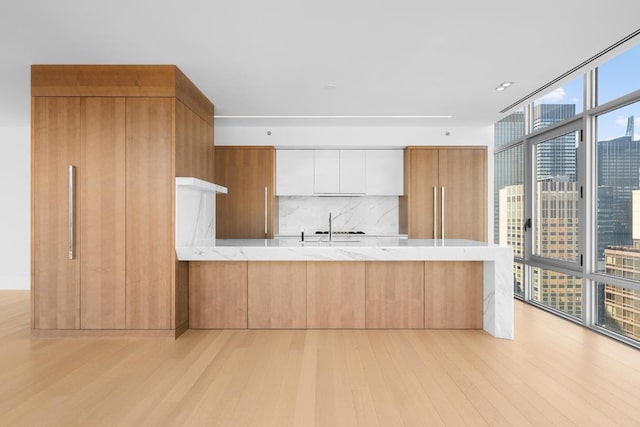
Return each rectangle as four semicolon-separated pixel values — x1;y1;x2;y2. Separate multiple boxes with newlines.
175;177;227;247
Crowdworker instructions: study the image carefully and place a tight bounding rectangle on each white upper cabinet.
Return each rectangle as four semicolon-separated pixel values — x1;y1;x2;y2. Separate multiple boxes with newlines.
313;150;341;193
338;150;366;194
276;150;314;195
365;150;404;195
277;148;403;196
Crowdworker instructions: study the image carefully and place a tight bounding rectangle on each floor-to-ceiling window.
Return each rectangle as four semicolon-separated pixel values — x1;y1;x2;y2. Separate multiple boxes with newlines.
494;40;640;347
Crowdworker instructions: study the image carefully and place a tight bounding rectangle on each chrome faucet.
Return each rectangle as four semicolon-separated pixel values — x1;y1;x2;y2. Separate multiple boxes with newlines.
328;212;332;242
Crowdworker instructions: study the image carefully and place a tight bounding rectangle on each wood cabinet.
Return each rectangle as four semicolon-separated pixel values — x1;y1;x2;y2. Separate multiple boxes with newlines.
424;262;483;329
31;65;214;336
32;97;82;330
189;260;484;330
215;146;277;239
306;261;366;328
189;262;248;328
365;262;424;328
248;261;306;328
401;147;487;241
80;97;126;330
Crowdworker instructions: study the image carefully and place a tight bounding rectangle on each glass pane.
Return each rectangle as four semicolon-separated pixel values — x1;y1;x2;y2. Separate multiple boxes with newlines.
533;77;583;130
534;131;580;263
597;43;640;106
514;261;524;297
597;282;640;343
596;102;640;272
494;110;524;148
532;267;582;319
495;145;524;255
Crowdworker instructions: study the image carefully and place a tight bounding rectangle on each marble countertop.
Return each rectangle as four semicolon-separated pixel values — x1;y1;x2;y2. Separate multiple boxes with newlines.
176;238;512;261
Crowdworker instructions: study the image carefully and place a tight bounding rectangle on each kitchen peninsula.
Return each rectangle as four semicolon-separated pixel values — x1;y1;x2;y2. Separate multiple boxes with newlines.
177;238;514;339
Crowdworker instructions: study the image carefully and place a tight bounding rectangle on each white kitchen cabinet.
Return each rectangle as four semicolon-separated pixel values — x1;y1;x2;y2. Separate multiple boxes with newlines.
314;150;365;194
276;150;314;195
339;150;366;194
278;148;401;196
313;150;341;193
365;150;404;195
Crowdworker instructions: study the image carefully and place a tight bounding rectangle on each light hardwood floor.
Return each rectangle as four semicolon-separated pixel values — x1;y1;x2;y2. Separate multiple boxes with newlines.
1;290;639;426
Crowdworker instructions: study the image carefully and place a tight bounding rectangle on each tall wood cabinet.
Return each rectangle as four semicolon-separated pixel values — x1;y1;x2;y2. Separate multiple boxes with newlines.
31;65;214;337
215;146;277;238
401;147;487;241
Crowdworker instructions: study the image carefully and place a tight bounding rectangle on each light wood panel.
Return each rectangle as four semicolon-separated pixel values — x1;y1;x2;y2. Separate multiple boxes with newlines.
215;147;276;239
248;261;306;328
406;148;439;238
31;66;214;125
175;261;189;334
189;262;248;328
439;149;487;241
424;261;483;329
307;261;365;328
175;100;214;183
79;97;126;330
403;146;487;240
32;97;81;329
5;291;640;426
125;98;172;330
365;261;424;328
175;67;214;126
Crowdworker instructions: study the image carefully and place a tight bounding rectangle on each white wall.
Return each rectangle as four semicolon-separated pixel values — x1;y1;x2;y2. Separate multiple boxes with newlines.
0;127;30;289
216;123;495;242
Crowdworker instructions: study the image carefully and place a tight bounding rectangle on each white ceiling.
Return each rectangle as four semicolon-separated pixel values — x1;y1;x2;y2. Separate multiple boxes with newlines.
1;0;639;128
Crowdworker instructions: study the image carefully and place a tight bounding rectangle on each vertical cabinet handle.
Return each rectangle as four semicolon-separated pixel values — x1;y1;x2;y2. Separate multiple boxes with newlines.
433;187;437;239
441;186;445;241
68;165;75;260
264;186;268;238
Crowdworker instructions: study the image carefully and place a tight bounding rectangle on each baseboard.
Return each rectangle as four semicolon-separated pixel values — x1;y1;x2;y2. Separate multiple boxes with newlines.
31;328;177;339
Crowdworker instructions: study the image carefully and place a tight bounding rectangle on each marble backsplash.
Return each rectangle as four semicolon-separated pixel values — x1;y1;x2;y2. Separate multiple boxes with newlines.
278;196;399;235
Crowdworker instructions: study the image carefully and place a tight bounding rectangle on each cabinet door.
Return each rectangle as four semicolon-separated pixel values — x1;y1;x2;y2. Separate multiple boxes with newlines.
365;150;404;195
424;262;483;329
80;98;126;329
339;150;366;194
215;147;276;238
407;149;440;238
33;97;81;329
125;98;172;329
248;261;306;328
276;150;314;195
190;262;248;328
365;261;424;328
313;150;340;193
307;261;365;328
439;149;487;241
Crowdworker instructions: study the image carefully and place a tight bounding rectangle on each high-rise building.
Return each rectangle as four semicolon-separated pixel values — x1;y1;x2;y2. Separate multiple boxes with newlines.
533;104;577;182
533;180;582;317
499;184;524;293
600;189;640;341
597;116;640;258
494;111;525;148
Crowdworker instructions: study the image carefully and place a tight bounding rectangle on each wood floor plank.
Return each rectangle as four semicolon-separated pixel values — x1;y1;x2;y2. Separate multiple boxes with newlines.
1;291;640;427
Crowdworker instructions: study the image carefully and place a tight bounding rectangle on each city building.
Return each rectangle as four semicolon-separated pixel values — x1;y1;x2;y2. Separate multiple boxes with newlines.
601;189;640;341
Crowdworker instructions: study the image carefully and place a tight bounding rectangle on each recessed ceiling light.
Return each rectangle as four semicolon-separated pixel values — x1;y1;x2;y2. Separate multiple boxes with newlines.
495;82;514;91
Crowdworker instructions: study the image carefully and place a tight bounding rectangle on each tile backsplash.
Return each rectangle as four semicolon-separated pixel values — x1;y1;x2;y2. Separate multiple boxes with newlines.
278;196;399;235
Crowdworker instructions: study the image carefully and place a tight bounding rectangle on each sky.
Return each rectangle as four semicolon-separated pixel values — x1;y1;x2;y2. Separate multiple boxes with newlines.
533;43;640;141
